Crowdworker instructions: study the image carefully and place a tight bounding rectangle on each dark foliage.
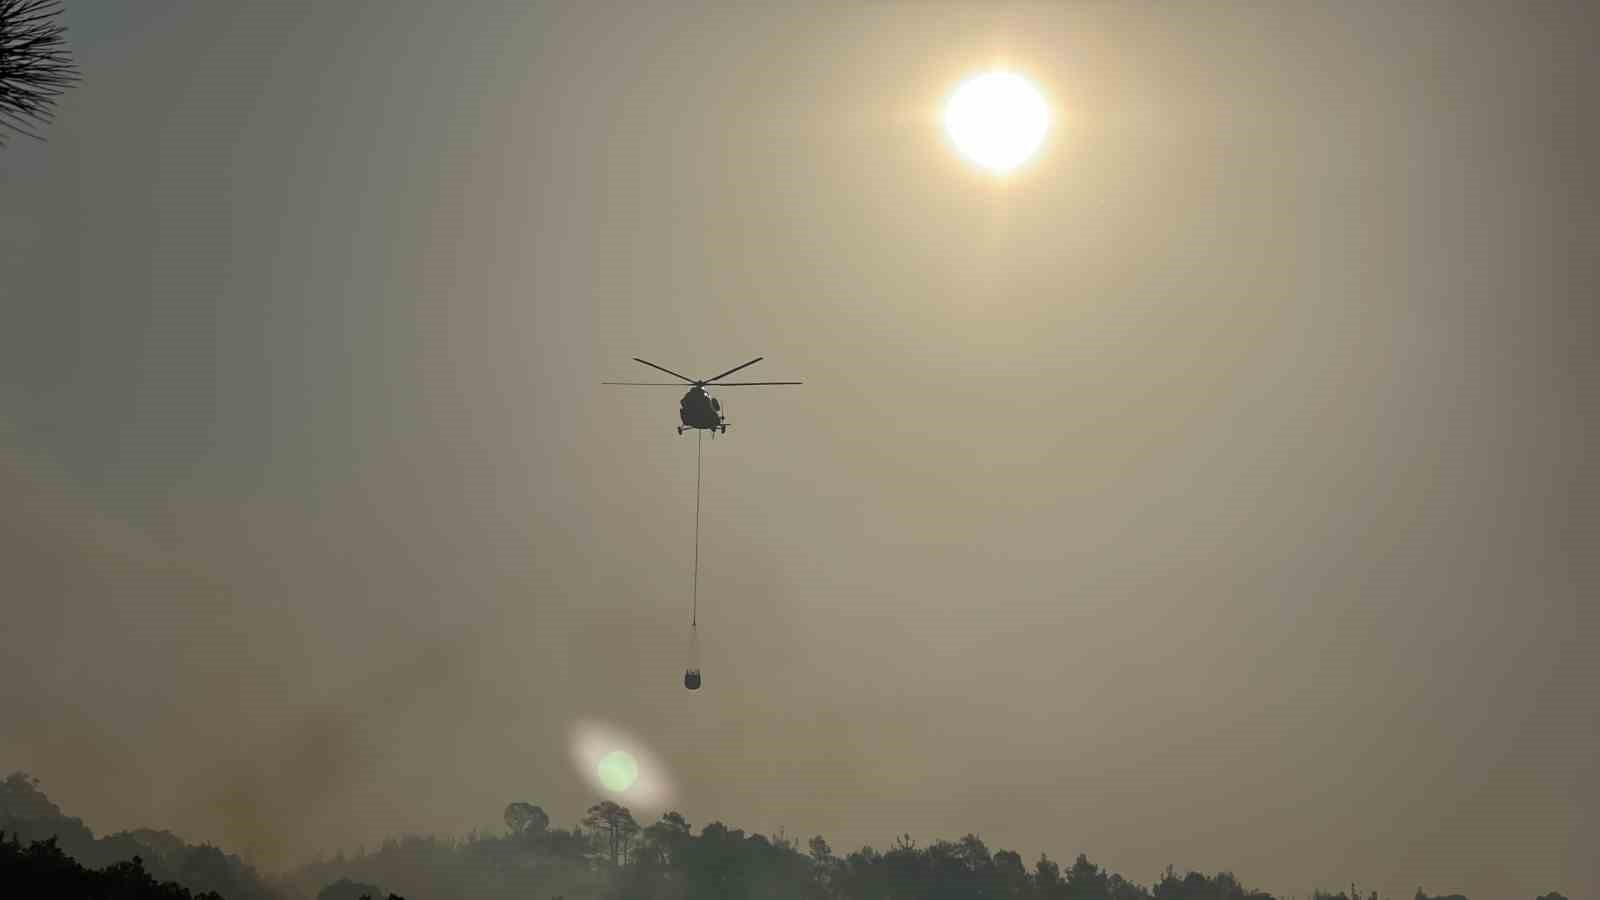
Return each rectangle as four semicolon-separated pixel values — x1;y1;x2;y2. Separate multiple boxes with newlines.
0;772;1573;900
1;772;279;900
504;802;550;837
0;830;225;899
314;876;405;900
0;0;79;143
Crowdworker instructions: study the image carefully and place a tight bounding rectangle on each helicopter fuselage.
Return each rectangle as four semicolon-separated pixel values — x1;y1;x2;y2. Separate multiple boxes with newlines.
602;356;797;436
679;387;726;434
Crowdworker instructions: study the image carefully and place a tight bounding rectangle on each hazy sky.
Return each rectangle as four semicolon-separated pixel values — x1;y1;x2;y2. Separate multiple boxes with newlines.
2;3;1595;898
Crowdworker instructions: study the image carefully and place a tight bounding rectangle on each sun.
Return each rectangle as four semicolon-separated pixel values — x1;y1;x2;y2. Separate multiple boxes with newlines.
943;71;1050;174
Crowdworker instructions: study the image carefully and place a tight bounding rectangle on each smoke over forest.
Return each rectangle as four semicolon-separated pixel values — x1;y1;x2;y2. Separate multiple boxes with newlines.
3;772;1569;900
4;3;1595;900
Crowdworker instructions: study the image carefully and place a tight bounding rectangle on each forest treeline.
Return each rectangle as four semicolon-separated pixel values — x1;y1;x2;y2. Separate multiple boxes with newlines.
1;772;1568;900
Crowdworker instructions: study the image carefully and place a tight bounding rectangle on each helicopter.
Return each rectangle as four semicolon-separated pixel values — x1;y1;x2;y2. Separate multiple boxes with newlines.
603;357;802;435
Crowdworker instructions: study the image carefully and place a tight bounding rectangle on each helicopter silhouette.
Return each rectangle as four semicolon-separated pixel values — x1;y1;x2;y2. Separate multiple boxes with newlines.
603;357;801;434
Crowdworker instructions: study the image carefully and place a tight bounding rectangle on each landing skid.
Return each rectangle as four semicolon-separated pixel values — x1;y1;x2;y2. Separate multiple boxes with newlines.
677;425;729;435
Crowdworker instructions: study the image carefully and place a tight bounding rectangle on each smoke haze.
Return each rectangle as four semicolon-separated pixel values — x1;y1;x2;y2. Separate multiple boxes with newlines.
2;3;1595;898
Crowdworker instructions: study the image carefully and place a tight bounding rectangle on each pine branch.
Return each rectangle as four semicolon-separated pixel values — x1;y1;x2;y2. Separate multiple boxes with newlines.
0;0;80;144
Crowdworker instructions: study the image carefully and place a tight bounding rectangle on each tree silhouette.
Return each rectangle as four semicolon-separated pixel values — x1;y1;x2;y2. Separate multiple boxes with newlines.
1036;852;1064;897
1;775;1578;900
1066;852;1111;899
582;800;640;867
318;876;384;900
0;832;225;899
640;810;692;867
0;0;78;144
1148;865;1278;900
2;772;274;900
505;802;551;838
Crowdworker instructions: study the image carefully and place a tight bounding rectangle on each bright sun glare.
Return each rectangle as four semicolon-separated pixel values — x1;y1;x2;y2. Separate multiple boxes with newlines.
943;71;1050;174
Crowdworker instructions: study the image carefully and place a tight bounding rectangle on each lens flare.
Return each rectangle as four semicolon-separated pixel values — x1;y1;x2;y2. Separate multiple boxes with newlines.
597;750;639;791
569;719;673;809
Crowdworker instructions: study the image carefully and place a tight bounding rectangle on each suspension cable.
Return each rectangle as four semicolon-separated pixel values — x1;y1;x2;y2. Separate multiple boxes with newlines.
691;428;702;628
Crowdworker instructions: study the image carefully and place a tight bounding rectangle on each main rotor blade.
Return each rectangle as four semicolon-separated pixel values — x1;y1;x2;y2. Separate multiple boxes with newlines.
703;357;764;384
710;382;803;386
602;382;690;386
632;358;697;383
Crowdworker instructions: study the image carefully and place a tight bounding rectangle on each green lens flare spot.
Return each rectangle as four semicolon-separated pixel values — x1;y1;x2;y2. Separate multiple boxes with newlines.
597;750;639;792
